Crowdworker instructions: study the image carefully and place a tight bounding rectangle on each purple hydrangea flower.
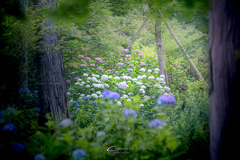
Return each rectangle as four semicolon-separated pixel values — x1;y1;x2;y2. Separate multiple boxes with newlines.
95;58;104;63
11;143;25;152
96;67;103;71
157;94;176;105
60;118;73;127
176;66;180;68
134;50;139;52
69;88;75;91
129;64;134;67
72;149;87;159
123;109;137;118
34;154;46;160
117;63;123;66
121;49;129;53
138;54;144;57
140;63;146;66
125;55;131;58
80;64;86;67
66;80;71;83
90;64;95;66
102;90;120;100
2;123;17;134
91;102;98;106
78;55;84;58
149;119;167;128
172;63;176;66
72;72;76;74
85;57;91;61
128;69;133;71
108;69;111;72
149;56;154;59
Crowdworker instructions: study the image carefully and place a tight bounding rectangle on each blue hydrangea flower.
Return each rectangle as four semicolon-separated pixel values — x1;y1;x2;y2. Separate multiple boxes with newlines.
148;119;167;128
19;87;30;93
11;143;25;152
77;108;81;111
83;96;89;101
72;149;87;159
123;109;137;118
34;153;46;160
34;90;39;94
60;118;73;127
35;108;40;112
97;131;106;137
2;123;17;134
91;102;98;106
70;101;79;105
102;90;120;100
157;94;176;105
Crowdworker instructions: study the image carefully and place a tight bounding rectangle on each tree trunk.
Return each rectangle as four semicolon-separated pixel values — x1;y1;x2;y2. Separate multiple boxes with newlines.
127;18;148;50
165;22;208;86
155;17;168;86
209;0;240;159
37;0;70;122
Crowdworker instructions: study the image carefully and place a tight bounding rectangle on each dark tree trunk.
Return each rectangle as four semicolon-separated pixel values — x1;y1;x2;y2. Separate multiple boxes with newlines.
155;17;168;86
37;0;70;122
209;0;240;159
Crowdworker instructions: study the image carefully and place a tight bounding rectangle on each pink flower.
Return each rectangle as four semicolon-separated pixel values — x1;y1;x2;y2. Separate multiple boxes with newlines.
90;64;95;66
85;57;91;61
117;63;123;66
95;58;104;63
66;80;71;83
80;64;86;67
138;54;144;57
140;63;146;66
176;66;180;68
129;64;134;67
121;49;129;53
72;72;76;74
119;59;123;61
128;69;133;71
78;55;84;58
96;67;103;71
108;69;111;72
125;55;131;58
149;56;154;59
68;88;75;91
74;77;78;79
134;50;139;52
172;63;176;66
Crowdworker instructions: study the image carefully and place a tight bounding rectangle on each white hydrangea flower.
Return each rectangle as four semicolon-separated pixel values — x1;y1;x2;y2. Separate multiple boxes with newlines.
75;82;80;85
96;80;101;83
78;78;82;81
91;77;98;82
79;97;82;100
136;82;143;85
140;89;144;92
98;84;105;89
101;75;108;80
132;78;138;81
87;95;91;98
156;78;164;82
141;85;146;89
92;74;96;77
160;75;165;79
126;99;131;102
142;90;145;94
67;92;70;95
79;84;84;87
93;83;99;88
142;75;147;78
95;75;100;78
81;82;85;85
80;94;85;97
96;91;101;95
91;88;94;90
118;81;128;90
164;86;171;91
86;85;90;88
87;80;90;83
117;101;122;106
137;76;142;80
109;75;113;78
140;104;144;107
128;92;133;96
122;94;128;98
99;95;103;98
87;77;91;80
83;73;88;77
154;68;160;72
147;69;152;73
114;76;120;80
154;83;162;88
148;76;154;80
103;83;109;88
122;76;128;80
140;68;146;72
91;93;98;99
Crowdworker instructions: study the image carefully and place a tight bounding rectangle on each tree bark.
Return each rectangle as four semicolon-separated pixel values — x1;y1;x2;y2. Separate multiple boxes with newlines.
37;0;70;122
209;0;240;159
127;18;148;50
155;17;168;86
